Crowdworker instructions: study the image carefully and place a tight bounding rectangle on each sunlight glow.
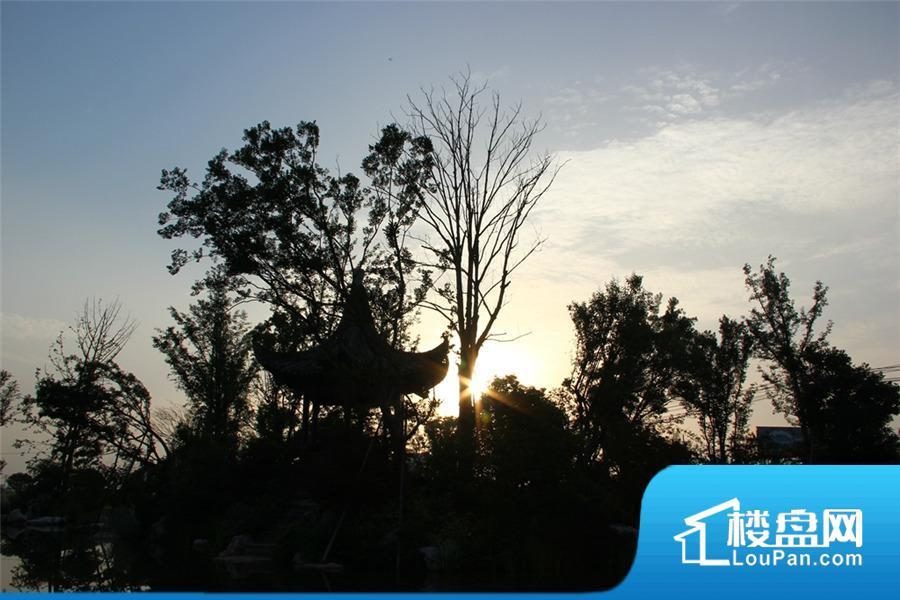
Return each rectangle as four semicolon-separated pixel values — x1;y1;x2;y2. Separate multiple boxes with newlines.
433;340;539;416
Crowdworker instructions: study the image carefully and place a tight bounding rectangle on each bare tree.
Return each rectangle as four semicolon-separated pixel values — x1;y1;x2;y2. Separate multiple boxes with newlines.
406;72;562;465
20;299;167;491
73;298;137;368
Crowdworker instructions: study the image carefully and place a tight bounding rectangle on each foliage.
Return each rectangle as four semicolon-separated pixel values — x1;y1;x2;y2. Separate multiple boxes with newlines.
152;272;257;449
18;300;164;497
743;256;900;463
479;375;573;490
412;377;636;589
1;369;19;427
1;369;21;472
157;120;445;465
681;316;755;463
157;120;432;349
245;370;302;460
565;274;697;466
798;346;899;462
743;256;831;440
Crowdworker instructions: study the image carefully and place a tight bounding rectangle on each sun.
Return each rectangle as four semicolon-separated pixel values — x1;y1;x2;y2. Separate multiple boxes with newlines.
433;342;538;416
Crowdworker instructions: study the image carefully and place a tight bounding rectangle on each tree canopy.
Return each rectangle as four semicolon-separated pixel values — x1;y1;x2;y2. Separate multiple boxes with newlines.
744;257;899;462
566;274;697;465
18;300;165;495
157;120;433;349
152;273;257;448
680;316;755;464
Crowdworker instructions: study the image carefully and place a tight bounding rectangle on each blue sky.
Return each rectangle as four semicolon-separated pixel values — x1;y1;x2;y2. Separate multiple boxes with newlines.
2;1;899;470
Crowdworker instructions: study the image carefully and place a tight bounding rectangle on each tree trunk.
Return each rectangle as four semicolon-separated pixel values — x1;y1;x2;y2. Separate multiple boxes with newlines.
457;345;477;476
301;395;310;446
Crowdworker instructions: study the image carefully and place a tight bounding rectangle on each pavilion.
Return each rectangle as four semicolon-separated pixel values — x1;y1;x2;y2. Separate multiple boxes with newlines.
253;271;449;445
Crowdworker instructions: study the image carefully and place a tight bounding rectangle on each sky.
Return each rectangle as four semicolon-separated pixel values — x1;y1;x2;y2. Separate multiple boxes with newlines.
2;1;899;473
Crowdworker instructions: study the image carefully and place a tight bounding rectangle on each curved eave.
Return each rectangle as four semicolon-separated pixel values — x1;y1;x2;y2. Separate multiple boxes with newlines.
253;336;450;400
389;337;451;396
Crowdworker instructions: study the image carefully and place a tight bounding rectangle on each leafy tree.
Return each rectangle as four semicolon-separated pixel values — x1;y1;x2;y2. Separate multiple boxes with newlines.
798;346;899;462
421;415;459;485
1;369;20;473
360;123;437;348
743;257;832;460
19;300;165;497
565;274;697;469
404;71;561;468
157;120;432;347
681;317;755;464
152;273;257;448
248;370;301;454
479;375;572;490
476;376;580;583
744;256;900;463
1;369;18;424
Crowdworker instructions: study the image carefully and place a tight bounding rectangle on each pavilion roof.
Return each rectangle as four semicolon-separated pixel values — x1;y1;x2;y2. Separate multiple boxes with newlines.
254;273;449;406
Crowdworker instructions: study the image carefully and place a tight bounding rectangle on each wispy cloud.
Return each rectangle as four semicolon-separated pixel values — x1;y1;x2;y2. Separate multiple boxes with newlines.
471;65;511;87
517;80;900;365
543;61;802;139
1;313;67;342
619;62;797;127
1;313;70;377
542;83;898;256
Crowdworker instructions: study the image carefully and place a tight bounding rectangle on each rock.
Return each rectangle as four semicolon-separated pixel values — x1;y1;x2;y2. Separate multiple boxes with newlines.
4;508;27;524
292;554;345;574
150;515;169;539
26;516;65;527
219;534;253;557
418;545;442;571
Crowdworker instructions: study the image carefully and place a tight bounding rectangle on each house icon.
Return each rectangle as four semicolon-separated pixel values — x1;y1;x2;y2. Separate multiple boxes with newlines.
674;498;740;566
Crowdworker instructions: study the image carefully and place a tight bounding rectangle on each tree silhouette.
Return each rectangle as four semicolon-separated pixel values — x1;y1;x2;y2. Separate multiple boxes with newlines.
157;120;431;348
743;257;832;461
157;120;441;458
19;300;165;498
247;369;301;457
404;71;561;470
797;345;899;462
743;256;900;463
565;275;696;469
479;375;572;490
680;317;755;464
476;376;581;586
1;369;20;472
152;272;257;449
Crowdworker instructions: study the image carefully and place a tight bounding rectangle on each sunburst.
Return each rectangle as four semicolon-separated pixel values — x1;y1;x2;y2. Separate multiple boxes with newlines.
433;341;537;416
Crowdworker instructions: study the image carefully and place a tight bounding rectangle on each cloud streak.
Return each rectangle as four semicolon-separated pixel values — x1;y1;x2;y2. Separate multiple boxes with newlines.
504;80;900;375
541;83;898;258
544;61;803;138
1;313;67;342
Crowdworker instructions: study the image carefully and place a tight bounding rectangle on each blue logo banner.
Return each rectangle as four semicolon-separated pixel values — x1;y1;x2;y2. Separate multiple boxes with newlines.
618;465;899;598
